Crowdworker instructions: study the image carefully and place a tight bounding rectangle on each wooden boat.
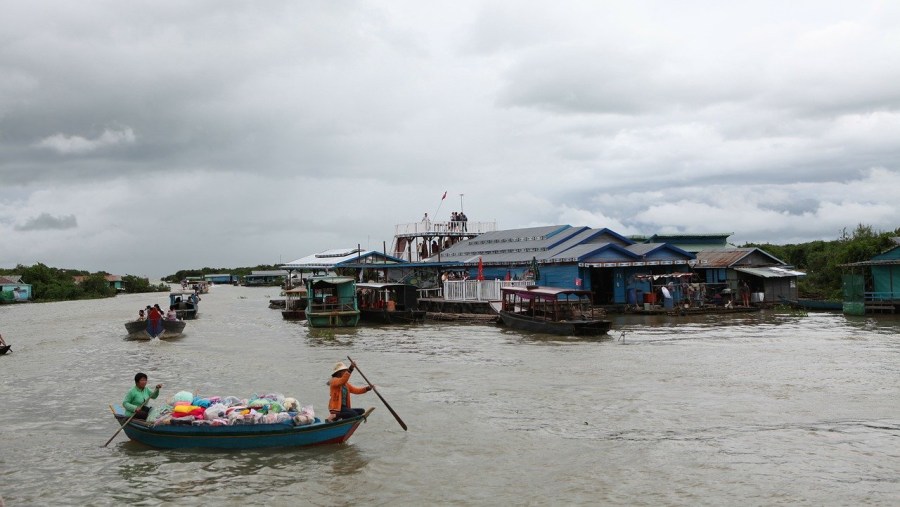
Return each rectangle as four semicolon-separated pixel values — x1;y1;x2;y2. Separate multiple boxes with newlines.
306;276;360;328
498;286;612;336
0;345;10;355
282;286;307;320
357;283;426;324
778;296;842;311
111;405;374;449
124;319;187;339
169;291;200;320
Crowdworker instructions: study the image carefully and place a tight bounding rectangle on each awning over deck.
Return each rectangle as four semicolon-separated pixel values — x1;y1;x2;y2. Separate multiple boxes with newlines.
734;266;806;278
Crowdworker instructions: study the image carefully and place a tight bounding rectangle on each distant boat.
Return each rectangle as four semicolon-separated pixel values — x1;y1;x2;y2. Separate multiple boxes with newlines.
110;404;374;449
282;286;307;320
169;291;200;320
124;319;186;339
306;276;360;328
498;286;612;336
357;283;426;324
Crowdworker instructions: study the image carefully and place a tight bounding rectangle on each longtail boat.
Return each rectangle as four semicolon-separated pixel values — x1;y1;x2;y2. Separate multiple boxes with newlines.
110;405;374;449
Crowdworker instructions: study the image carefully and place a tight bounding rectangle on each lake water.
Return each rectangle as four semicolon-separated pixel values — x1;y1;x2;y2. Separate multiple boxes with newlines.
1;285;899;505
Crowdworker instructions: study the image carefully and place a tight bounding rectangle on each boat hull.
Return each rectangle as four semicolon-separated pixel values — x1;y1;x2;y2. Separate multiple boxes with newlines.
0;345;10;355
281;309;306;320
111;405;370;449
125;320;187;339
359;309;426;324
499;311;611;336
306;311;360;328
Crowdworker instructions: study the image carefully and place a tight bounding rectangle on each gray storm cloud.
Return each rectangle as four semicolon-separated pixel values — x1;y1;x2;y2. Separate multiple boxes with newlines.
15;213;78;231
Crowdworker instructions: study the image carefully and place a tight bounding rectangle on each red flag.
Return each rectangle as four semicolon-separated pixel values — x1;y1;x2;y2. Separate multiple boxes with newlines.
477;257;484;281
441;191;447;200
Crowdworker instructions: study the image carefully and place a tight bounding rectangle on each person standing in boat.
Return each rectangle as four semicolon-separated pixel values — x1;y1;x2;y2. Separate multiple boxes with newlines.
327;361;373;421
123;372;162;420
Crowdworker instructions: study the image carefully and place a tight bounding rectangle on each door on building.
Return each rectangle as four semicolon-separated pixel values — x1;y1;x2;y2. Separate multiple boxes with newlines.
590;268;615;304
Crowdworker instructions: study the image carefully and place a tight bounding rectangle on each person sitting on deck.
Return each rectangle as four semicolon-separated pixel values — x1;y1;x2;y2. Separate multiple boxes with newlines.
136;309;146;321
166;305;178;321
327;361;373;422
123;372;162;420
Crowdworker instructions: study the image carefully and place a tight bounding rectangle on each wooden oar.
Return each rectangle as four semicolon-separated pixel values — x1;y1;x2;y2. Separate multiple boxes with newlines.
104;395;152;447
347;355;407;431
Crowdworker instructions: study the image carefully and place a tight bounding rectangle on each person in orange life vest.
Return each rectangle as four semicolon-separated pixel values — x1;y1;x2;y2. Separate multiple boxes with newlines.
327;361;373;421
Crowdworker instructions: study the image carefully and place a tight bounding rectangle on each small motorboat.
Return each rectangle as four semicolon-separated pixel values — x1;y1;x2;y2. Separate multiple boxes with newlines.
124;319;186;339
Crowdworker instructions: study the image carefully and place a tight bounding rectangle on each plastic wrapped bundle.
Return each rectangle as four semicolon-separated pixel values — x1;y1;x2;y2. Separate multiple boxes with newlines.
172;391;194;404
282;397;300;412
204;403;227;421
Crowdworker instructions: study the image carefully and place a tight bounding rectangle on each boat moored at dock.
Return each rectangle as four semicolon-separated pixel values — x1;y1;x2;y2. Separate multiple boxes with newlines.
306;276;360;328
357;283;426;324
498;286;611;336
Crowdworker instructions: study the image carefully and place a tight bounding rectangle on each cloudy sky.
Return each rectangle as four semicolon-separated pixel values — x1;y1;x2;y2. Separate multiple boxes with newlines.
2;1;899;277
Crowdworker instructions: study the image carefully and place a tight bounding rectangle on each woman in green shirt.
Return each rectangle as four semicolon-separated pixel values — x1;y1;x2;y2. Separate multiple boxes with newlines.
123;372;162;420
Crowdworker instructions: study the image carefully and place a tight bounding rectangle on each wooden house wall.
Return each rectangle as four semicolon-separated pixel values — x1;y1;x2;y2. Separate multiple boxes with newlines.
872;266;899;296
760;278;797;302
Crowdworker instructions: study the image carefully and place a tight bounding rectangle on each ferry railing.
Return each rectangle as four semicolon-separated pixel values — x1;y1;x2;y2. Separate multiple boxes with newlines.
443;279;530;301
394;220;497;236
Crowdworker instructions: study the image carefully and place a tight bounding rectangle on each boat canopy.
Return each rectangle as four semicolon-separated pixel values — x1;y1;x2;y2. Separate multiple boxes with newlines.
356;283;414;290
501;286;592;300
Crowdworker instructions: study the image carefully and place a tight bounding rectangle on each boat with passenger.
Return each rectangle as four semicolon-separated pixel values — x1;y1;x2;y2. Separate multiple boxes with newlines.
169;291;200;319
498;286;612;336
110;404;374;449
306;276;360;327
124;319;186;339
356;283;426;324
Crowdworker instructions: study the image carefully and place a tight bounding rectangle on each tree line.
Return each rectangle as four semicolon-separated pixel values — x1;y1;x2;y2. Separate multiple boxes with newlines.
0;263;168;301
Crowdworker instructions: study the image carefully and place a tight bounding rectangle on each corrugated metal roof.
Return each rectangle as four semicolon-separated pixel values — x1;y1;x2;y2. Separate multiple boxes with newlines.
283;249;404;269
436;225;577;264
694;248;760;267
734;266;805;278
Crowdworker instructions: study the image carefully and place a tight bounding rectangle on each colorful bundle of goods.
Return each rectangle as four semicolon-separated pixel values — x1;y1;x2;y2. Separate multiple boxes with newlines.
149;391;315;427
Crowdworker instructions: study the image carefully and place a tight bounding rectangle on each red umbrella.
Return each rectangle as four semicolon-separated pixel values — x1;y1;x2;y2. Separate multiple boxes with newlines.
476;257;484;281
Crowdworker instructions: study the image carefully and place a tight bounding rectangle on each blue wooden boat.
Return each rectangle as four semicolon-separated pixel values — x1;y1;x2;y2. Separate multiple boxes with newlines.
306;276;360;328
111;405;374;449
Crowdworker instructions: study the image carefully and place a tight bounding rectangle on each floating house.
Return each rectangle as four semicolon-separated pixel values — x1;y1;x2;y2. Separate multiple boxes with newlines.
281;248;407;284
204;274;239;284
432;225;696;305
72;274;124;292
692;248;804;304
0;275;32;302
242;270;290;286
841;237;900;315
